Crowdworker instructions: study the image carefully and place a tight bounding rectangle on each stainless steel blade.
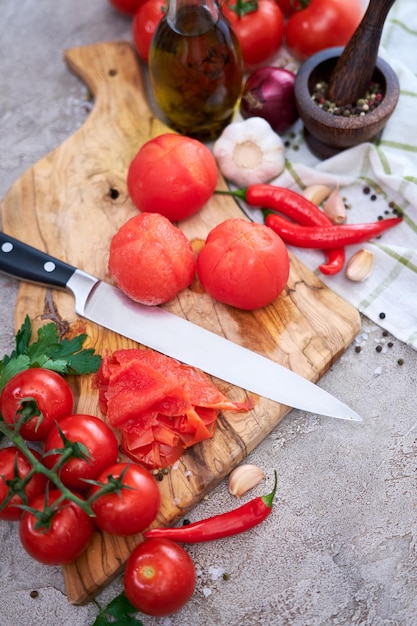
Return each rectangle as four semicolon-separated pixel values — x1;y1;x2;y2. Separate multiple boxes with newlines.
0;232;362;422
68;270;363;422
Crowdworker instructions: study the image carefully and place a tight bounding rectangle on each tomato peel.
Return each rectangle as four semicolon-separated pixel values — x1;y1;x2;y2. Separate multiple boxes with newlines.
94;348;252;468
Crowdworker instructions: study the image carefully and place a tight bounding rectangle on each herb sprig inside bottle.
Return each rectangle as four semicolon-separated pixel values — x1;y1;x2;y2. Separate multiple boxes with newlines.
148;0;244;140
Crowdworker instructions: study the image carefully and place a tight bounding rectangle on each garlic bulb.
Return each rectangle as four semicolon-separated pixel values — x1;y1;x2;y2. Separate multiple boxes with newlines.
213;117;285;187
228;463;266;498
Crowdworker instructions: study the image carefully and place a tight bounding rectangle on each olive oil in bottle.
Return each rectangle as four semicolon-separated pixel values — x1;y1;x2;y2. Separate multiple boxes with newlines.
148;0;243;140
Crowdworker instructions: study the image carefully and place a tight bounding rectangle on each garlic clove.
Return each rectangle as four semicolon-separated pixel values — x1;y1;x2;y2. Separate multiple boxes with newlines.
302;184;332;206
345;249;374;282
228;464;266;499
323;186;347;224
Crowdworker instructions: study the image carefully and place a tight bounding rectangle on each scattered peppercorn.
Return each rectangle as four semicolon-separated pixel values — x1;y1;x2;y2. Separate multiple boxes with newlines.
398;358;404;366
379;312;386;319
376;345;383;352
30;591;39;599
363;187;371;195
382;330;388;336
370;194;377;201
355;345;362;353
388;341;394;348
222;573;231;581
183;519;191;526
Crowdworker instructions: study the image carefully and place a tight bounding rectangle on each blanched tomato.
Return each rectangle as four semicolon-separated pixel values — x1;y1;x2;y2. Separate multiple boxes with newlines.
90;463;160;536
108;212;196;306
127;134;218;221
0;368;74;441
124;538;196;616
197;218;290;310
0;446;48;521
43;414;119;491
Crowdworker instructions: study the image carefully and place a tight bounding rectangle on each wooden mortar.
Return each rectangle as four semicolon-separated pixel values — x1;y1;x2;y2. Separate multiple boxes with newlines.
294;47;400;159
294;0;400;159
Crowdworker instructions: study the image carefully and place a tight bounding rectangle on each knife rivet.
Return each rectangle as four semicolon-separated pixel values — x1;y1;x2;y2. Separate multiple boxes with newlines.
44;261;56;273
1;242;13;253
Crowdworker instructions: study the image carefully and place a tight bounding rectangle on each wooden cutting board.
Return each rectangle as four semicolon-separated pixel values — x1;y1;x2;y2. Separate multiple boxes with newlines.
0;41;361;605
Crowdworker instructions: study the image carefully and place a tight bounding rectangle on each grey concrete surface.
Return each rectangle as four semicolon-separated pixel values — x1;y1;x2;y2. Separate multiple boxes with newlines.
1;2;417;625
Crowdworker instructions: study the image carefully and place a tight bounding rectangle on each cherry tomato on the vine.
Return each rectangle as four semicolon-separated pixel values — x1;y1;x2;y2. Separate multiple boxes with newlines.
0;368;74;441
19;489;95;565
108;0;145;15
221;0;284;71
124;538;196;616
285;0;364;61
0;446;48;521
43;414;119;492
132;0;166;63
90;463;161;536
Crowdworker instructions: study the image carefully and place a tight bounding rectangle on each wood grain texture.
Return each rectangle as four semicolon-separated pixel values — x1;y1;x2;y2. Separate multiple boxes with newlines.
0;41;361;604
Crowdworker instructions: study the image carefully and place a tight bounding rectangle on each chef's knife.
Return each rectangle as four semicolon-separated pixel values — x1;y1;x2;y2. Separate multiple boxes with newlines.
0;232;362;422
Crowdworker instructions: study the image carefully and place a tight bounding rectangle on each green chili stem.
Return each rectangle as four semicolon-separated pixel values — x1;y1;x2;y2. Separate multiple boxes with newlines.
215;188;247;200
261;470;278;508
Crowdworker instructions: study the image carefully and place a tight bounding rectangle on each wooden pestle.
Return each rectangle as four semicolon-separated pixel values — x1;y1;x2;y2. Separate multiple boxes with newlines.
326;0;397;106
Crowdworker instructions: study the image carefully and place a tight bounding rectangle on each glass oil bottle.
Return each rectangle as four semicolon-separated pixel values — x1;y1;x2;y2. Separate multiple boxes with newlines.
148;0;244;140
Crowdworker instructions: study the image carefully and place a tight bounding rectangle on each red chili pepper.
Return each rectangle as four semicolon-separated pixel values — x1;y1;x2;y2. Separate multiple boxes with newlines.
223;185;345;275
264;213;402;248
143;471;277;543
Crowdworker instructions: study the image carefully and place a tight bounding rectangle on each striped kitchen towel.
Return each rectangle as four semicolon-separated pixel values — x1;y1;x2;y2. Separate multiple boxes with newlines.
247;0;417;349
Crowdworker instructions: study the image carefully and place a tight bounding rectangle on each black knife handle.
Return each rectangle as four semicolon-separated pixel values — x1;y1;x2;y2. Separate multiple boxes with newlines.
0;232;76;289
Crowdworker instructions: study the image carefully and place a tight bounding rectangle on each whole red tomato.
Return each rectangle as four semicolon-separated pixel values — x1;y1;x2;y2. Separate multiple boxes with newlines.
43;414;119;491
221;0;284;71
0;368;74;441
275;0;300;15
285;0;364;61
197;218;290;310
0;446;48;521
108;0;145;15
132;0;166;63
127;134;218;221
90;462;161;536
19;489;95;565
124;538;196;616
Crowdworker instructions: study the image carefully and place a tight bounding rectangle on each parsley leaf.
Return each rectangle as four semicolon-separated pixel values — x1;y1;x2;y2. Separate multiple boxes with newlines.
91;593;143;626
0;315;101;394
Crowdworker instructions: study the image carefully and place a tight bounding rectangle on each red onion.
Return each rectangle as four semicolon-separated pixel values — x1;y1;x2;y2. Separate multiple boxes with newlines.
240;67;299;134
